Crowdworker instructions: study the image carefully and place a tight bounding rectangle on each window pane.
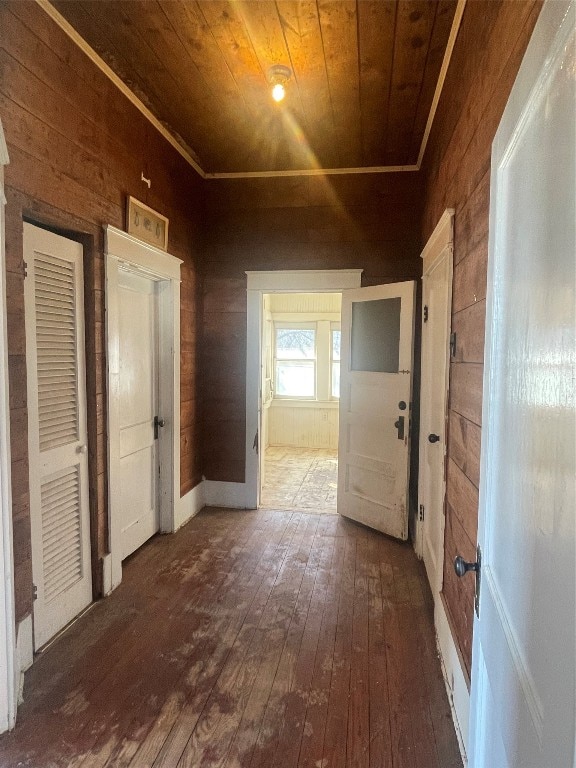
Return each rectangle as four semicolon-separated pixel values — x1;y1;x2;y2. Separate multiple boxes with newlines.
332;361;340;398
332;329;341;361
351;297;401;373
275;361;315;397
276;328;315;360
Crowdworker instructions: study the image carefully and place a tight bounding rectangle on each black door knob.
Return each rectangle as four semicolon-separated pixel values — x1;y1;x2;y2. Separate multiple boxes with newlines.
428;433;440;443
454;556;479;578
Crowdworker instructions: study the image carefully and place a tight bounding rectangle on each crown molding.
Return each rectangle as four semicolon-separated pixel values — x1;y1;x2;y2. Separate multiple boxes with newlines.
37;0;466;181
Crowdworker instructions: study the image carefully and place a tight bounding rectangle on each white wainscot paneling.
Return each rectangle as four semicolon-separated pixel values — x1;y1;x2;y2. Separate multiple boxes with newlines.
269;405;339;450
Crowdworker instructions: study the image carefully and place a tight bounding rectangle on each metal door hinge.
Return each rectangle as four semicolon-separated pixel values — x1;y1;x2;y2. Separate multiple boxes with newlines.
33;584;37;601
153;416;165;440
418;504;425;522
423;305;429;323
23;260;28;279
450;332;457;358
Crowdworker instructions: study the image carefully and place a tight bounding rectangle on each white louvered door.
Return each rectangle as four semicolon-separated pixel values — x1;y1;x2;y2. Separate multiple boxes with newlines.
24;224;92;650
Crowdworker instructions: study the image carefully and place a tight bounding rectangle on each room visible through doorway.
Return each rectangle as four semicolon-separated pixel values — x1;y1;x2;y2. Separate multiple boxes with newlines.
259;292;341;514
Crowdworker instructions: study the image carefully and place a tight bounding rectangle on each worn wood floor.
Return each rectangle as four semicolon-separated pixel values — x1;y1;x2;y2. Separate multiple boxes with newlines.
261;448;338;513
0;508;462;768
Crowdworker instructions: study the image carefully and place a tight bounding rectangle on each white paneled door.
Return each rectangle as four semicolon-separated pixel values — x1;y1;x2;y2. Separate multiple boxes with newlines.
469;2;575;766
24;224;92;650
337;282;415;539
418;212;453;594
118;269;160;559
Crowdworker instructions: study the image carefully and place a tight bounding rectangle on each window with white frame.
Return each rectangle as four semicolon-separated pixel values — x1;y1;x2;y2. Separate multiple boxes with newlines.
274;324;316;398
274;321;340;401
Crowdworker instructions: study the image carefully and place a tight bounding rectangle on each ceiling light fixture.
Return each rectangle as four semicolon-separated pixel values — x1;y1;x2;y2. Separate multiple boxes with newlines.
268;64;292;102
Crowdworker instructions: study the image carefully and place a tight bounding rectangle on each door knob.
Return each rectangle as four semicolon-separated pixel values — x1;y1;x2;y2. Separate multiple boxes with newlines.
454;546;482;618
454;555;479;578
76;444;87;454
394;415;405;440
428;433;440;443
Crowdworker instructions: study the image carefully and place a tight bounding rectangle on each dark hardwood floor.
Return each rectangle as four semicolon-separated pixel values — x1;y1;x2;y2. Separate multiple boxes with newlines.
0;508;463;768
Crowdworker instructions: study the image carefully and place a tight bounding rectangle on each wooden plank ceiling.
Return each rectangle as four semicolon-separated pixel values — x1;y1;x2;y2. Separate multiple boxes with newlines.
51;0;459;176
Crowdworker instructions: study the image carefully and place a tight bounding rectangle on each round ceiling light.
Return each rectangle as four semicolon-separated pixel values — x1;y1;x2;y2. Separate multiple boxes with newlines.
268;64;292;102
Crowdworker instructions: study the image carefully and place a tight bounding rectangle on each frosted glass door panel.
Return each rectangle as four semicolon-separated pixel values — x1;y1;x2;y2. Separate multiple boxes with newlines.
351;297;401;373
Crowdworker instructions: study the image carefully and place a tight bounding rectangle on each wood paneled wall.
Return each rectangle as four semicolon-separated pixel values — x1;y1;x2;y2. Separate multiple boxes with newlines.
421;0;542;678
0;1;204;623
202;173;424;484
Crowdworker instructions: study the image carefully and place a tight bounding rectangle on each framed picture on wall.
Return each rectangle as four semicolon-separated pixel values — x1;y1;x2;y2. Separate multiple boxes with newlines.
126;196;169;251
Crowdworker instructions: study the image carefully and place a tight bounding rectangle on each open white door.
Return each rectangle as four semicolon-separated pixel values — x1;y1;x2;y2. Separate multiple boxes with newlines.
24;224;92;650
337;281;415;539
468;3;575;766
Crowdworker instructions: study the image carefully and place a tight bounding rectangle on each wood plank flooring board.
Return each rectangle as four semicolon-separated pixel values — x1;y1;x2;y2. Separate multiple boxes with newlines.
366;537;393;768
42;512;274;767
246;525;331;768
293;533;342;768
248;520;333;766
266;530;337;768
217;516;325;768
346;534;371;768
101;513;286;768
144;513;305;768
271;529;336;768
123;513;292;767
190;518;317;765
319;533;357;768
0;510;462;768
72;510;266;767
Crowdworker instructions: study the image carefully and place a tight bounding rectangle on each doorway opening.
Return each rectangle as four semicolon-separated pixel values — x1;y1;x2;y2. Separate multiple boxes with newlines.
259;292;341;514
245;269;362;511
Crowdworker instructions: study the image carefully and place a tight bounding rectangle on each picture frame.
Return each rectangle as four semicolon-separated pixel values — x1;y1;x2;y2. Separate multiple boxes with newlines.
126;196;169;251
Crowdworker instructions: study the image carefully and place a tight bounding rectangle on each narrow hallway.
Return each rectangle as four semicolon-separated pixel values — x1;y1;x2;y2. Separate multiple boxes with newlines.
0;508;461;768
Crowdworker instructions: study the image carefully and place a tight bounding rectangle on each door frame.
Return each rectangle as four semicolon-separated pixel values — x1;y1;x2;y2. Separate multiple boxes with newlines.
0;118;17;734
415;208;454;574
105;226;182;593
245;270;363;509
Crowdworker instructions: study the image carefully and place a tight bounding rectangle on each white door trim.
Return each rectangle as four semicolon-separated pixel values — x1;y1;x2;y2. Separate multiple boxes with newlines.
415;207;454;564
105;226;182;592
0;118;17;734
244;270;363;509
416;209;469;761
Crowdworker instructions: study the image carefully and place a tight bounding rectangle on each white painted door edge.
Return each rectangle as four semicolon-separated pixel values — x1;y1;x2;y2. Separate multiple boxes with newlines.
415;207;454;558
0;117;17;734
105;226;182;593
416;209;467;762
245;270;363;509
